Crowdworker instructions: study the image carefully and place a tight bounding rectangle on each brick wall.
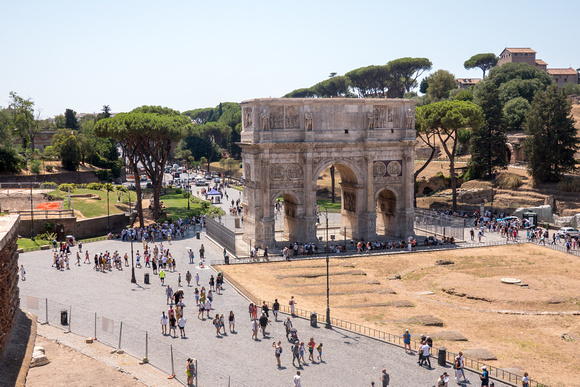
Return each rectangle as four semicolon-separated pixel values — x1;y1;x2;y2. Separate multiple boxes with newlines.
0;171;102;187
0;215;21;359
16;213;130;240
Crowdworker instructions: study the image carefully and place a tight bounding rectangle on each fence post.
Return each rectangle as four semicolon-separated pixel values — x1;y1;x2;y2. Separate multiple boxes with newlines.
68;306;72;332
145;331;148;360
94;313;97;339
45;298;48;324
170;344;175;377
118;321;123;349
195;359;198;387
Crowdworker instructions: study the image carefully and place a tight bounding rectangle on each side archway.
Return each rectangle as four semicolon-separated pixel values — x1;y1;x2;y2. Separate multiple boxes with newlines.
375;188;398;238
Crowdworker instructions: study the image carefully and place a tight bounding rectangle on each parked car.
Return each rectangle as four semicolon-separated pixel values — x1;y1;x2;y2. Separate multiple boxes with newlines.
204;174;212;180
557;227;579;239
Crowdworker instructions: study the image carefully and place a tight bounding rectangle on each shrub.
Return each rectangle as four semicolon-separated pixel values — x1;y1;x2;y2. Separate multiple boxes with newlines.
41;182;58;190
58;183;75;192
30;160;42;174
115;185;128;193
37;232;57;241
94;169;110;181
45;164;54;172
175;188;183;194
87;182;103;190
45;222;54;231
559;177;580;192
496;173;523;190
182;192;190;198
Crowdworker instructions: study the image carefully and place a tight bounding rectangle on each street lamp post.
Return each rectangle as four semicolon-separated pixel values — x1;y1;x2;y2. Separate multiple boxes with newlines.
107;185;110;233
319;206;332;329
128;191;136;284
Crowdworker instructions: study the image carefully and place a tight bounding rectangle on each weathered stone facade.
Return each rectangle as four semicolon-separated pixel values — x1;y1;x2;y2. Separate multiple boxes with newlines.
0;215;21;359
240;98;416;248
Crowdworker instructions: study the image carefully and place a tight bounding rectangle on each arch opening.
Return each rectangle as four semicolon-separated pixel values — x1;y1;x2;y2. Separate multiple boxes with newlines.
272;193;302;246
376;189;397;238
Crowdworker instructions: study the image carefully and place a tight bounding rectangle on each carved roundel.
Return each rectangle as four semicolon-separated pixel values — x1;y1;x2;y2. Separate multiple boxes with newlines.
373;161;387;177
286;164;303;179
387;161;402;176
270;164;285;180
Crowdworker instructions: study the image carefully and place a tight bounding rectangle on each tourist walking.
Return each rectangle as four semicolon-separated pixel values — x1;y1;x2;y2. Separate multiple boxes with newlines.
178;316;187;337
159;269;166;285
20;265;26;281
307;337;315;361
316;342;323;361
186;271;192;286
437;372;449;387
273;299;280;321
480;366;489;386
262;301;269;317
522;372;529;387
292;342;301;367
293;371;302;387
380;368;390;386
403;329;411;352
195;272;199;286
169;313;177;338
228;311;235;333
419;342;431;368
161;312;168;335
299;342;306;364
273;340;282;367
455;352;468;382
251;318;259;340
284;317;293;340
166;285;173;304
259;312;270;338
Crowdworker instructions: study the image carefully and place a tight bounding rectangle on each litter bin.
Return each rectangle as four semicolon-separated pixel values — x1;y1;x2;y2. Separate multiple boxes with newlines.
438;347;446;366
144;273;150;284
235;217;240;228
310;313;317;328
196;232;200;240
225;255;230;265
61;310;68;326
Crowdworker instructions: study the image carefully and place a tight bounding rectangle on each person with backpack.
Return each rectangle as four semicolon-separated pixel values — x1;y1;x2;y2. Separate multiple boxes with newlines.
480;366;489;386
403;329;411;352
272;341;282;367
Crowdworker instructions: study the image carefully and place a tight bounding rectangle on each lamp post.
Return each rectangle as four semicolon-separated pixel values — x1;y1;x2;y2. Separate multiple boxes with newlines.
106;184;110;233
128;190;136;284
30;181;34;240
319;205;332;329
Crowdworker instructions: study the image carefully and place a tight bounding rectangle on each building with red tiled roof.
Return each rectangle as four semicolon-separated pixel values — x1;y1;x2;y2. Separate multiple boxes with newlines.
547;67;579;87
498;48;537;67
535;59;548;71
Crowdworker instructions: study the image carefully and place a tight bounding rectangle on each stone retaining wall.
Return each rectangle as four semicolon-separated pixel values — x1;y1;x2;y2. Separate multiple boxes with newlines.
0;215;21;359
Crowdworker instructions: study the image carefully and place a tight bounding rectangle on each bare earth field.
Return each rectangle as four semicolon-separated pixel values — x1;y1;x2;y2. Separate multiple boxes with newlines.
218;244;580;386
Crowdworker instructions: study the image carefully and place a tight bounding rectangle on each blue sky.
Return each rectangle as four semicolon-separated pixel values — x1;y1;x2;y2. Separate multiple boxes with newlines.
1;0;579;117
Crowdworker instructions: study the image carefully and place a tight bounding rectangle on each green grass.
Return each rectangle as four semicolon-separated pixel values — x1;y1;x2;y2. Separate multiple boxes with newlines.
160;189;223;220
316;199;342;213
18;238;52;251
232;186;244;191
49;189;137;218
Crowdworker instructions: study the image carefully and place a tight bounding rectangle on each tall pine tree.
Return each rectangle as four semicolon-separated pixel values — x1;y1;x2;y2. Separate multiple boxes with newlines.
524;85;579;182
469;82;508;178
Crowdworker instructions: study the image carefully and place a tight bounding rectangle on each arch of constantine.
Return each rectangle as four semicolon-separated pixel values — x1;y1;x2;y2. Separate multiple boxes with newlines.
239;98;416;249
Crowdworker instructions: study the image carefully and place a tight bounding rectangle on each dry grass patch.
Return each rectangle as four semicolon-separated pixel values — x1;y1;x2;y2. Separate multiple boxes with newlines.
218;244;580;386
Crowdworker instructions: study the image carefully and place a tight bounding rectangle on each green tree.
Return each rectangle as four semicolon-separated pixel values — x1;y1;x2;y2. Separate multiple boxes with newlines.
9;91;37;150
524;85;579;182
193;121;231;170
59;134;82;171
502;97;530;131
464;53;498;78
346;65;393;97
312;76;350;97
418;100;484;211
283;87;317;98
386;57;432;97
95;106;189;221
425;70;457;102
64;108;79;130
469;82;508;178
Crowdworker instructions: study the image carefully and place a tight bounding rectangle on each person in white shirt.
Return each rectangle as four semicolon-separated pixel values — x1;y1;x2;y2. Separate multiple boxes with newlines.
293;371;302;387
178;316;187;337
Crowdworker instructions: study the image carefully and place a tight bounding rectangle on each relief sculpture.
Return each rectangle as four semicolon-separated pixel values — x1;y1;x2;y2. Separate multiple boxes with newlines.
286;164;303;179
373;106;386;128
244;107;253;128
285;106;299;129
270;164;285;180
343;191;356;212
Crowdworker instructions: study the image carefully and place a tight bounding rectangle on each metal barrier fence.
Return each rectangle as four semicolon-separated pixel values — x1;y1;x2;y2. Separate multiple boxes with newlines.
13;209;75;219
20;295;248;387
252;297;547;387
414;209;467;241
206;216;238;256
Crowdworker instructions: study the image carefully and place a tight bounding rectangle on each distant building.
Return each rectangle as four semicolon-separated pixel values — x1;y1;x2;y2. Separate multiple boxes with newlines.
547;68;579;88
35;129;57;151
456;78;481;89
498;48;537;67
498;47;578;87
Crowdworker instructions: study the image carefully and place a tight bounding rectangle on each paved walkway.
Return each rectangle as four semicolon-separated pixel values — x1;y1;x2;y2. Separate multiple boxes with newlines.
18;229;510;387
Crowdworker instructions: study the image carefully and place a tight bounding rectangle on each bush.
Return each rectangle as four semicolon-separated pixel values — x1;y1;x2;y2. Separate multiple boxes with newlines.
45;222;54;231
496;173;523;190
115;185;128;193
45;165;54;172
37;232;57;241
559;177;580;193
175;188;183;194
41;182;58;190
30;160;42;174
87;182;103;190
58;183;75;192
182;192;190;198
94;169;111;181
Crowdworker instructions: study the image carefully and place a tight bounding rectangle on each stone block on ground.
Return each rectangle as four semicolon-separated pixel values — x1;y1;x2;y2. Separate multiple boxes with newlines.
435;259;454;265
462;348;497;360
429;331;467;341
391;300;414;307
30;346;49;367
412;315;444;326
40;245;50;250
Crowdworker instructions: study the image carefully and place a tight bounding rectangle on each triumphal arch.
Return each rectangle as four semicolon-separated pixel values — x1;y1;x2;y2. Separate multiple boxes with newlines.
239;98;416;249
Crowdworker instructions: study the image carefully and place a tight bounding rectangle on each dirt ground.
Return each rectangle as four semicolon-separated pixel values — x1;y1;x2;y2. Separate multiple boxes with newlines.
26;335;145;387
218;244;580;386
